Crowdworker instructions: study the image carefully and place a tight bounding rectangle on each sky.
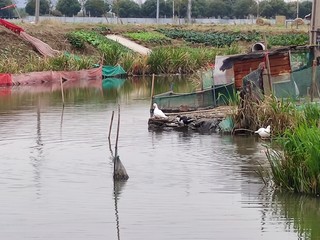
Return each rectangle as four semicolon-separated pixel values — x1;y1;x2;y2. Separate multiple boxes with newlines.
13;0;26;8
13;0;59;8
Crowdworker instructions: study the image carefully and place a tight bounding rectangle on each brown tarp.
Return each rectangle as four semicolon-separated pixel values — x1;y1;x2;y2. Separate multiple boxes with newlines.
19;31;60;57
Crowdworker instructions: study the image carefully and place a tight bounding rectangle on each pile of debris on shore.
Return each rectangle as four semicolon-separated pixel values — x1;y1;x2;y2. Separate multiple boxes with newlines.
148;106;235;134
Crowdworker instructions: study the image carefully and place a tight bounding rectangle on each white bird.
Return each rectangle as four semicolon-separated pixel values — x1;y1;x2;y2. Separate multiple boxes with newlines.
255;125;271;138
153;103;168;119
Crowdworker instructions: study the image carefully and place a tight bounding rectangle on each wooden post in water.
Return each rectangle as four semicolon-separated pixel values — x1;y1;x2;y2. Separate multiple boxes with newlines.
108;110;115;141
114;105;120;159
263;33;273;93
108;110;115;157
60;74;65;107
150;74;155;117
113;104;129;181
311;59;317;102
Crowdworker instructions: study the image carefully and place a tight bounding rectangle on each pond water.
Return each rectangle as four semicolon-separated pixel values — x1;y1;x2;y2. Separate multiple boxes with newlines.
0;76;318;240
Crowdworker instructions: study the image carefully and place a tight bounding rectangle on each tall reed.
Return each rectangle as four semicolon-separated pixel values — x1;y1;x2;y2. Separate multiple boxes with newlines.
147;46;217;74
258;102;320;196
267;123;320;195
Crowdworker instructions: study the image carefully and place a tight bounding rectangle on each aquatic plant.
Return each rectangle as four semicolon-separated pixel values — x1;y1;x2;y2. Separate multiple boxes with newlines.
266;123;320;195
251;100;320;196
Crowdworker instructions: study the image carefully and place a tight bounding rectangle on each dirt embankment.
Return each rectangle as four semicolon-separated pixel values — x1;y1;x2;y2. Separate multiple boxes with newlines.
0;21;100;65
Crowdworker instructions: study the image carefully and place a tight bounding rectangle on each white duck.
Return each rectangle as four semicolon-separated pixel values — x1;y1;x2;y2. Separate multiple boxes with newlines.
255;125;271;138
153;103;168;119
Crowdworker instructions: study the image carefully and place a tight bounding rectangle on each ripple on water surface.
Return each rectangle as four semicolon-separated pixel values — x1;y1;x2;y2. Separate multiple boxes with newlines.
0;96;314;240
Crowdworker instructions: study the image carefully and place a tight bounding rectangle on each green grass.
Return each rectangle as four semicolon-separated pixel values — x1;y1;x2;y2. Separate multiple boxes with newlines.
0;53;95;73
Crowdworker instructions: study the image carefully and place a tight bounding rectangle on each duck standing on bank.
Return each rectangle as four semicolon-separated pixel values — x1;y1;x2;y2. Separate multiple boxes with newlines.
255;125;271;138
153;103;168;119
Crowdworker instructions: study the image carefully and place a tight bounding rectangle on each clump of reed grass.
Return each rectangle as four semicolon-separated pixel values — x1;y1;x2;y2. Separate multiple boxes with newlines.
147;46;217;74
254;101;320;196
0;53;95;73
233;94;300;135
266;123;320;195
99;44;124;66
129;55;150;75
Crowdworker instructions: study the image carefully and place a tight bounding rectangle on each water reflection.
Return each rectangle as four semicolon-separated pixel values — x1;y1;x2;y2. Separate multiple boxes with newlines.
0;77;317;240
30;100;44;197
0;75;195;111
113;180;126;240
270;191;320;240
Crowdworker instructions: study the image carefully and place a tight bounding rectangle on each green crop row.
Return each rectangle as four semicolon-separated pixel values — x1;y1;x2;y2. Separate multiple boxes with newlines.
157;29;309;48
267;34;309;47
157;29;261;47
123;31;171;45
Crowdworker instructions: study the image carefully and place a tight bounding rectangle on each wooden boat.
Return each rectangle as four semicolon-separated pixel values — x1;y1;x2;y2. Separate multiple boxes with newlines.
152;82;235;113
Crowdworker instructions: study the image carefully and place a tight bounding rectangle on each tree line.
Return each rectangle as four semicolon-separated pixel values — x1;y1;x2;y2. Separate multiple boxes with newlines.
0;0;313;20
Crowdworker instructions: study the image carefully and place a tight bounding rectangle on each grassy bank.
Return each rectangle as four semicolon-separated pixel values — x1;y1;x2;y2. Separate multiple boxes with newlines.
0;20;310;74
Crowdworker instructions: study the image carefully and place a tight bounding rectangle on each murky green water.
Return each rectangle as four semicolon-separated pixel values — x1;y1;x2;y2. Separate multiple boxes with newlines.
0;76;318;240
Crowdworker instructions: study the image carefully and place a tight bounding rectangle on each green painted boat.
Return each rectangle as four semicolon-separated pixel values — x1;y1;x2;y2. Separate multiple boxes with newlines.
152;82;235;113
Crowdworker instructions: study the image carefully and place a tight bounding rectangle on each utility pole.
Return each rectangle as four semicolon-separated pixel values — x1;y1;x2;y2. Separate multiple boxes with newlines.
187;0;191;23
172;0;174;23
296;0;299;18
35;0;40;24
156;0;159;23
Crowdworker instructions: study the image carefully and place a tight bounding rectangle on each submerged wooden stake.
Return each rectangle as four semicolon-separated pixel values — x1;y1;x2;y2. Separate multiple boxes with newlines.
311;59;317;102
108;110;115;157
60;74;65;106
149;74;155;117
113;104;129;181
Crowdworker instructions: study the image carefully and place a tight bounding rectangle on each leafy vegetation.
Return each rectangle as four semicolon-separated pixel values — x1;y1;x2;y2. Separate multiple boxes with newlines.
157;29;309;48
267;34;309;47
124;31;171;45
68;30;132;66
157;29;261;47
67;32;86;49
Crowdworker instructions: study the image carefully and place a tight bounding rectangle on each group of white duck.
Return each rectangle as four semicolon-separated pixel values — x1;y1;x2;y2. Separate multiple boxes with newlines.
153;103;271;137
152;103;194;126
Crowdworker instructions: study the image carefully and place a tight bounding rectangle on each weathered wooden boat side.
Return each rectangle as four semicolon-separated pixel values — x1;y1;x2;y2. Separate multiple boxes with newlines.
152;82;235;113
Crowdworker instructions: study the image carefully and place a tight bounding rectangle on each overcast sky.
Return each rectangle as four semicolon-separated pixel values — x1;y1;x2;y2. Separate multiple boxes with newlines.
14;0;59;8
14;0;26;8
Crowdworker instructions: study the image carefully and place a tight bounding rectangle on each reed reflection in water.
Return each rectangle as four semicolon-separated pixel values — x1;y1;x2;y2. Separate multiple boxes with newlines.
0;75;318;240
